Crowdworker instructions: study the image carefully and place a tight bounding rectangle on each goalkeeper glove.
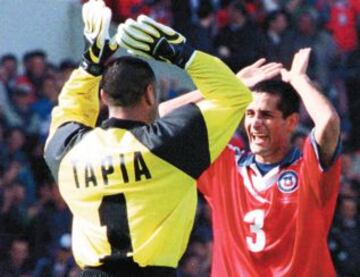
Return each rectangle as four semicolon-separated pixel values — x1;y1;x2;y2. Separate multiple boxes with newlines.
81;0;119;76
116;15;194;68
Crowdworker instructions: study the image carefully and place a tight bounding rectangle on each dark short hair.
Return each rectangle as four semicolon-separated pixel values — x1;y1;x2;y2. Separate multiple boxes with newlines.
252;80;300;118
23;50;47;63
101;56;156;107
264;9;290;31
197;1;214;19
59;59;77;71
0;54;17;65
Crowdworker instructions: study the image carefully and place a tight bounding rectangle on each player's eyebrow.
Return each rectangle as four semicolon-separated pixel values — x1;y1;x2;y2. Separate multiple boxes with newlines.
246;108;278;116
260;110;275;116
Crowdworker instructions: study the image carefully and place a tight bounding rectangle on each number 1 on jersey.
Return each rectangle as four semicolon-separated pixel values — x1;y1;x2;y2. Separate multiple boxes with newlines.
243;209;266;252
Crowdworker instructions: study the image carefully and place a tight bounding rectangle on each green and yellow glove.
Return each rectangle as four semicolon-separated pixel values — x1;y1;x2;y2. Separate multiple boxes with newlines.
81;0;119;76
116;15;194;68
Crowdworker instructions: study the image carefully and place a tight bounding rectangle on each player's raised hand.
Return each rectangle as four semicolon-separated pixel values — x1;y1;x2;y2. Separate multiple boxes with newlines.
236;58;283;88
281;48;311;83
81;0;119;76
116;15;194;68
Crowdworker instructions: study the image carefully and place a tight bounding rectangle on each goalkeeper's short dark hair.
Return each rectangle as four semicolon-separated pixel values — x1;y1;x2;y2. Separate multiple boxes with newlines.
101;56;156;107
252;80;300;118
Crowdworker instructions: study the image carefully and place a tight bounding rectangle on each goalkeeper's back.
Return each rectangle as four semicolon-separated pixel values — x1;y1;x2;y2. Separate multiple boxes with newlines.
43;2;252;275
44;51;251;274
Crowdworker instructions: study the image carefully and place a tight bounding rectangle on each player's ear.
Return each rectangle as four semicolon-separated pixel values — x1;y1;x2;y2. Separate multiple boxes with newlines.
286;113;299;132
144;83;156;107
100;89;109;105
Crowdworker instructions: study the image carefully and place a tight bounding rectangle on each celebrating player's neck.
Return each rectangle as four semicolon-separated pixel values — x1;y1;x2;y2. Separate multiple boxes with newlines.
254;143;292;165
108;105;156;125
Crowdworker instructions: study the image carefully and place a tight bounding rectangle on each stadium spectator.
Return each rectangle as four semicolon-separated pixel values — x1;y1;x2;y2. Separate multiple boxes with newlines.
0;58;28;132
32;233;77;276
330;197;360;276
0;54;18;92
31;75;59;142
0;183;28;237
188;1;217;55
4;127;33;166
3;128;37;205
15;50;48;103
27;181;54;222
0;237;33;276
263;9;294;67
6;84;40;133
29;183;71;260
291;9;339;91
339;179;359;198
341;152;360;181
215;1;267;71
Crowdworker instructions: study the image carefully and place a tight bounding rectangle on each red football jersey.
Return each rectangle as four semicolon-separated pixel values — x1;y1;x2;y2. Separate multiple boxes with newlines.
198;134;341;277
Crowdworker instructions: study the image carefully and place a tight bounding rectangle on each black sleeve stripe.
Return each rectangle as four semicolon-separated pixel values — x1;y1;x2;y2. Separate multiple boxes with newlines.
44;122;92;183
131;103;210;179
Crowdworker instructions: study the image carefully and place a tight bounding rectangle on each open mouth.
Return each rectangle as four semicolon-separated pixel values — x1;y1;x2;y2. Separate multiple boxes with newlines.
251;134;268;144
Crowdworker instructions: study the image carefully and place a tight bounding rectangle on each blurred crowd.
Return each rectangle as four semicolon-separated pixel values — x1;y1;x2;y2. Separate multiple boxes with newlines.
1;0;360;276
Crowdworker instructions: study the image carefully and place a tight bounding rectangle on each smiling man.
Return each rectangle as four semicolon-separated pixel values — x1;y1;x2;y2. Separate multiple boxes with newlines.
160;48;341;276
245;80;300;166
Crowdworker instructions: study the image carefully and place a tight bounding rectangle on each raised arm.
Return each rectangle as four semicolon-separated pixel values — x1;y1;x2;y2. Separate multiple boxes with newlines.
116;15;253;168
158;59;282;117
46;0;119;142
281;48;340;167
44;0;119;180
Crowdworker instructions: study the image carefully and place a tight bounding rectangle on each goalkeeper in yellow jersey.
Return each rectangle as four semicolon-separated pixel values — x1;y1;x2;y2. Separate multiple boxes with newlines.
44;0;252;275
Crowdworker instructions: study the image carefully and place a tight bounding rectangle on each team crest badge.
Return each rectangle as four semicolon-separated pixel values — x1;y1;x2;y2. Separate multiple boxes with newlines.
277;171;298;193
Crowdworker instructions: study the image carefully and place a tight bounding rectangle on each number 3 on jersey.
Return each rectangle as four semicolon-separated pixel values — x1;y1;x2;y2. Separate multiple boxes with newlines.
243;209;266;252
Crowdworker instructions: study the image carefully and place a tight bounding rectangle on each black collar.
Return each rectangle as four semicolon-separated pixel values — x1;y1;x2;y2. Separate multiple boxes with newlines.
101;117;146;130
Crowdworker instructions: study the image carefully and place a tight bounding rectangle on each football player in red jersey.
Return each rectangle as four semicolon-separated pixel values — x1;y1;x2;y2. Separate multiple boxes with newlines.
160;48;341;276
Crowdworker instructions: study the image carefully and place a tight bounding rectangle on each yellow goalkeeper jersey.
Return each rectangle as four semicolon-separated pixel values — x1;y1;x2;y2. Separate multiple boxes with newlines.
44;51;251;270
